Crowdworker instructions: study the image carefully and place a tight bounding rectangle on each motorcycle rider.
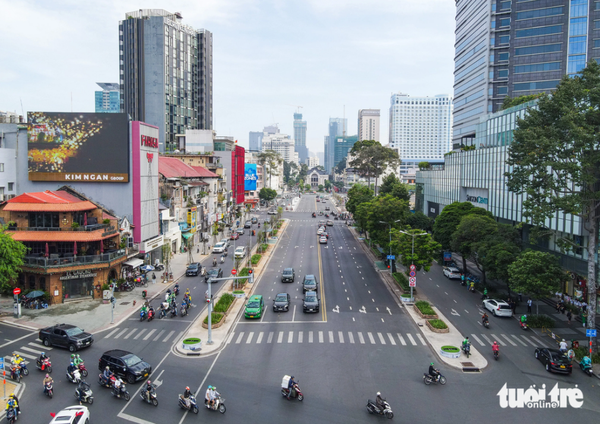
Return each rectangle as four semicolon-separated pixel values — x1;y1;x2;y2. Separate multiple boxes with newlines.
39;351;49;369
213;257;217;267
492;341;500;356
9;393;19;417
208;386;220;407
220;254;225;263
67;362;77;381
74;354;83;367
174;283;180;294
375;392;386;410
43;374;53;394
581;355;592;370
286;376;297;400
481;288;488;300
559;339;568;354
481;312;489;325
428;362;440;382
141;303;148;318
183;386;192;408
143;380;154;401
148;305;155;320
76;381;87;404
520;314;527;328
5;395;18;418
102;366;113;386
462;337;470;352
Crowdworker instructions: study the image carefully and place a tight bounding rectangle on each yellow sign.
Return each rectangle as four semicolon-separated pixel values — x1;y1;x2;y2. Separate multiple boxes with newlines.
187;207;197;233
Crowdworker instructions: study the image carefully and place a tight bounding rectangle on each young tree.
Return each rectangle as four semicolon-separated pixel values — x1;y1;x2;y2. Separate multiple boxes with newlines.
304;184;311;191
433;202;493;251
324;179;332;190
450;214;499;277
508;250;566;314
505;61;600;330
346;184;374;214
318;184;324;192
0;230;27;293
391;229;441;274
364;195;410;247
257;151;283;188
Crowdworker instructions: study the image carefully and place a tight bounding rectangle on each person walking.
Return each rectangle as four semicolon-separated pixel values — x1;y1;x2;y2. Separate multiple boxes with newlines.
510;299;516;316
152;273;156;284
567;310;572;325
582;311;587;328
527;298;532;314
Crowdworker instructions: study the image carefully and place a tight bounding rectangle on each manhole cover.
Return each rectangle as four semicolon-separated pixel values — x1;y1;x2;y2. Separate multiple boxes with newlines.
119;302;130;305
461;362;474;367
461;361;480;372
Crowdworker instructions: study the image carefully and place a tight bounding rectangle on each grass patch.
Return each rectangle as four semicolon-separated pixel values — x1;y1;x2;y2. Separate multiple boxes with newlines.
526;314;555;328
251;254;262;265
272;229;278;236
415;300;435;316
428;319;448;330
213;293;235;313
203;312;224;325
232;290;244;294
441;345;459;353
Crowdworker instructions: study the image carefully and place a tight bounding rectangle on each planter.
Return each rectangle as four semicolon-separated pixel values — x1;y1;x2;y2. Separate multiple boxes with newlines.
181;337;202;352
400;294;414;303
202;313;225;329
414;305;438;320
440;345;460;358
426;319;449;334
232;291;245;299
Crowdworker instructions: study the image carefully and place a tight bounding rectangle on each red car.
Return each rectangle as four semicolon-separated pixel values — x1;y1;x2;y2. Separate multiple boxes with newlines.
230;233;239;240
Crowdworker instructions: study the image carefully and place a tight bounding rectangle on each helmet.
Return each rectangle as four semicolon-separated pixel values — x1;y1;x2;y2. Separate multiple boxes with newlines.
186;386;190;391
76;354;81;358
208;385;212;389
106;366;110;370
46;374;49;378
147;380;151;385
71;354;75;358
493;341;498;345
212;387;216;391
70;362;74;366
376;392;381;396
290;376;295;379
41;352;45;356
430;362;434;366
10;393;14;397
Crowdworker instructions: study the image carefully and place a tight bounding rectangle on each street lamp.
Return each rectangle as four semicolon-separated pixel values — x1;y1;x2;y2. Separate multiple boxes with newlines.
398;229;428;301
379;220;402;272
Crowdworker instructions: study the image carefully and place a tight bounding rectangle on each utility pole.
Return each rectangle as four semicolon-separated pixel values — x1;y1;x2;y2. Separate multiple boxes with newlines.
398;230;428;300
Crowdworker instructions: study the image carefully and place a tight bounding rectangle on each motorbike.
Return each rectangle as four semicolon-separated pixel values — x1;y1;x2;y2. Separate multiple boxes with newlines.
37;357;52;373
19;362;29;376
423;373;447;385
154;263;165;271
493;349;499;360
66;368;81;384
159;305;168;319
148;309;155;322
140;387;159;406
140;309;147;322
111;378;131;400
174;286;180;296
312;213;316;218
366;398;393;419
580;360;593;377
44;381;54;398
78;363;88;378
170;306;178;318
462;343;471;358
483;318;490;329
10;366;21;383
75;381;94;404
180;305;188;317
220;256;225;264
205;396;226;413
6;406;16;424
98;373;116;389
520;321;528;330
281;383;303;401
179;393;199;414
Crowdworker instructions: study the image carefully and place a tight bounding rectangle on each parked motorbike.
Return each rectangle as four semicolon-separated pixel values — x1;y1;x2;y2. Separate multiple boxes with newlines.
66;369;81;384
281;383;303;401
423;373;447;385
37;358;52;373
140;387;159;406
179;393;199;414
78;363;88;378
75;381;94;404
111;378;131;400
366;398;393;419
154;263;165;271
462;343;471;358
205;396;226;413
44;382;54;398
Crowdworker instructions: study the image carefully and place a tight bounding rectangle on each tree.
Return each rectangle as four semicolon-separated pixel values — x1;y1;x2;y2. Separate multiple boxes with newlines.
304;184;311;191
379;173;400;195
334;157;347;174
333;181;344;190
391;229;441;273
324;179;332;190
501;93;542;110
349;141;400;194
508;250;566;314
505;61;600;331
0;229;27;293
450;214;499;278
346;184;374;214
406;211;433;232
318;184;324;192
257;151;283;188
283;161;297;183
478;238;521;295
433;202;493;251
362;195;410;247
297;164;308;183
258;187;277;202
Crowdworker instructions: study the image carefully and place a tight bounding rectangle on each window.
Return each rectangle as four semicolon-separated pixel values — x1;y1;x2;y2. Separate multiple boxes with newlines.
7;182;13;191
498;87;508;95
595;39;600;48
570;18;588;36
568;55;587;73
571;0;589;17
500;1;511;10
498;52;509;61
513;80;560;91
515;43;562;56
569;36;587;54
516;7;563;20
595;20;600;29
500;18;511;27
514;62;561;73
498;69;509;78
0;163;3;172
516;25;562;38
498;35;510;45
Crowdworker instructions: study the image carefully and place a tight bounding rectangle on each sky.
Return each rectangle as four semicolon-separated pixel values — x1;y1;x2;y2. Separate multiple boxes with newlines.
0;0;455;154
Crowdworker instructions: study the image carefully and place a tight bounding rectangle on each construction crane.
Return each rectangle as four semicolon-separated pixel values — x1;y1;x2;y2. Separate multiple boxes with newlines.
286;105;303;113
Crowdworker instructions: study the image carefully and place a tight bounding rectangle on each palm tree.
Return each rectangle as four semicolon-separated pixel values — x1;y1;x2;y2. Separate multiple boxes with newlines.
257;151;283;190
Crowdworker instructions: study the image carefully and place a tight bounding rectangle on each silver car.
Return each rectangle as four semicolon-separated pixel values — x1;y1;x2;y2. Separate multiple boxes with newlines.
483;299;513;317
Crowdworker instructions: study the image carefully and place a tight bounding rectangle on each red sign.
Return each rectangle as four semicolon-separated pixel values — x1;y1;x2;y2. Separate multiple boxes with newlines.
231;269;237;275
146;152;154;163
141;135;159;148
13;288;21;295
410;265;416;271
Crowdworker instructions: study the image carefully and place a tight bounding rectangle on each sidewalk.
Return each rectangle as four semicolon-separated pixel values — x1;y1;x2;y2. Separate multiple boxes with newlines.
174;218;290;357
347;226;488;371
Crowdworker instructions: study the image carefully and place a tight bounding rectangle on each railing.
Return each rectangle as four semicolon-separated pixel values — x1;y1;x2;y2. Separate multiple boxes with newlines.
23;249;127;268
9;224;114;232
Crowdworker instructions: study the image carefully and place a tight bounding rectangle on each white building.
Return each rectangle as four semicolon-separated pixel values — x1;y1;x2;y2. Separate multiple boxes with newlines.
307;156;319;168
389;93;452;173
358;109;380;142
262;132;297;164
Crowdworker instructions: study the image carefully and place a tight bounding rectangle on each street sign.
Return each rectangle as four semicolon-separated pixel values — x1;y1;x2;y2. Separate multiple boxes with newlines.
410;265;416;271
387;255;395;260
443;252;452;261
231;269;237;275
409;271;416;277
409;277;416;288
12;288;21;296
586;329;597;337
0;358;4;370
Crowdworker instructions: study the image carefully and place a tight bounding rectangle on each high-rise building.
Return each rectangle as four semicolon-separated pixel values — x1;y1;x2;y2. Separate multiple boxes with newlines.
357;109;380;142
119;9;213;152
293;112;308;163
95;83;120;113
249;131;263;151
307;156;319;168
316;152;324;167
324;118;346;173
389;93;452;172
262;132;296;163
453;0;600;149
333;135;358;171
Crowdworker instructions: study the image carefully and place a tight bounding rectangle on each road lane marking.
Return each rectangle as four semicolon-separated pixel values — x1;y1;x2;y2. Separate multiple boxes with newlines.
277;331;284;343
287;331;293;343
14;351;37;359
105;328;120;338
236;333;244;344
246;332;254;344
367;332;376;344
133;329;147;340
348;332;355;343
319;331;324;343
308;331;313;343
511;335;528;346
481;334;493;345
153;330;165;342
163;330;175;343
358;332;365;344
328;331;334;343
114;328;129;339
267;332;274;343
501;334;518;346
387;333;396;345
490;334;506;346
298;331;303;343
143;329;156;340
471;334;485;346
530;336;546;346
417;334;426;345
406;334;417;346
521;336;538;347
377;332;386;344
123;329;137;340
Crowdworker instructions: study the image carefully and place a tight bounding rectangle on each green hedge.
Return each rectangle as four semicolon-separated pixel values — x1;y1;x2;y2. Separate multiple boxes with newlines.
213;293;235;313
203;312;224;325
415;300;436;316
237;267;250;284
392;272;416;293
573;347;600;363
526;314;555;328
251;254;262;265
428;319;448;330
272;229;278;236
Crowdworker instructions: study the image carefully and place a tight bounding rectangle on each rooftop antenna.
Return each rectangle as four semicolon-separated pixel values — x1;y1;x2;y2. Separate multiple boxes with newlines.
20;98;25;120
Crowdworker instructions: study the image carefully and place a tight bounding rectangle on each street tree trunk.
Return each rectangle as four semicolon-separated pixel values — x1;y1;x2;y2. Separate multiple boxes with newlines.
586;203;597;348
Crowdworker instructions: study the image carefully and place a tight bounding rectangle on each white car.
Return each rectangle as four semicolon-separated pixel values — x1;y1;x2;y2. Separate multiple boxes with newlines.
49;405;90;424
212;242;227;253
234;246;247;259
483;299;513;317
219;239;230;249
443;267;461;279
319;236;327;244
317;228;324;235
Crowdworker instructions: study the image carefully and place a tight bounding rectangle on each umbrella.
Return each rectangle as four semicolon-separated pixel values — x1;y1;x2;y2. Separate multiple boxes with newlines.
74;241;77;256
100;242;104;253
25;290;45;299
45;243;49;258
140;265;155;272
84;213;87;227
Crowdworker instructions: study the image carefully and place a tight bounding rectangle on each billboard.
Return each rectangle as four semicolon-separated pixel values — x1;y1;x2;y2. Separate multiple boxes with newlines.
27;112;129;182
245;163;257;191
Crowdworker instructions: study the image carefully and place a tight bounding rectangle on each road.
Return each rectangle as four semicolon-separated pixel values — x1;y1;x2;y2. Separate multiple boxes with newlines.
4;193;600;422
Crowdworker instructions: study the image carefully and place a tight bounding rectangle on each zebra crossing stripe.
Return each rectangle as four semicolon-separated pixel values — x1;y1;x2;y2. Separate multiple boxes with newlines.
124;329;137;340
490;334;506;346
153;330;165;342
298;331;303;343
163;330;175;343
406;334;417;346
387;333;396;345
247;332;254;344
348;332;355;344
308;331;313;343
134;329;147;340
288;331;294;343
105;328;120;339
417;334;426;345
471;334;485;346
318;331;324;343
14;351;37;360
19;346;43;354
377;333;386;345
397;334;407;346
511;335;528;347
338;331;344;343
143;329;156;341
367;332;376;344
521;335;537;347
530;336;545;346
481;334;493;345
114;328;129;339
235;333;244;344
501;334;517;346
267;332;274;343
277;332;284;344
28;342;51;350
328;331;334;343
256;332;264;344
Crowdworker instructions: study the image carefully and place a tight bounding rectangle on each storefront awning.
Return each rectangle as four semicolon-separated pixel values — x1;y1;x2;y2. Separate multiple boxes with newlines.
182;233;193;240
122;258;144;268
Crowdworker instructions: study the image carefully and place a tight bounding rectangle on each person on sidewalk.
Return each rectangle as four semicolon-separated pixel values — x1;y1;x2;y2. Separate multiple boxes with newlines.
567;310;572;325
527;298;532;314
152;273;156;284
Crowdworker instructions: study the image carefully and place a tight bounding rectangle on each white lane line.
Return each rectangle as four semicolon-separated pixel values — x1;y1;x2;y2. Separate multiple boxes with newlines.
319;331;324;343
387;333;396;345
267;332;274;343
298;331;303;343
153;330;165;342
530;336;546;346
114;328;129;339
309;331;313;343
377;332;386;344
277;331;284;344
143;329;156;341
14;351;37;360
338;331;344;343
521;336;538;347
481;334;493;345
348;332;355;344
236;332;244;344
288;331;294;343
20;346;44;354
292;305;296;322
512;335;528;347
406;334;417;346
123;329;137;340
133;329;147;340
367;332;376;344
471;334;486;346
490;334;506;346
358;332;365;344
417;334;426;345
226;332;235;344
397;334;407;345
105;328;120;339
246;332;254;344
501;334;518;346
163;330;175;343
256;332;264;344
328;331;334;343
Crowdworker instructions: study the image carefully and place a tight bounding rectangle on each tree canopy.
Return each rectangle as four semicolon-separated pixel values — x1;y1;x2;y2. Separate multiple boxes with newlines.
391;229;441;274
258;187;277;202
349;141;400;194
0;229;27;294
433;202;493;251
346;184;374;214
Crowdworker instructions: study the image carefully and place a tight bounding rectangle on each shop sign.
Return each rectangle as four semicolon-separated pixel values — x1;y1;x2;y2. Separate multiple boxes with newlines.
141;235;164;252
60;270;97;280
466;194;488;205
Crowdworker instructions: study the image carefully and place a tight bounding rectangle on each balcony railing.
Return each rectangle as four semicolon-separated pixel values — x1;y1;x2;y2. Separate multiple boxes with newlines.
23;249;127;269
9;224;114;232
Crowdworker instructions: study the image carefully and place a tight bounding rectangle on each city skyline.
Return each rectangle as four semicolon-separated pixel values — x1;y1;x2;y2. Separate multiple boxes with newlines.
0;0;454;153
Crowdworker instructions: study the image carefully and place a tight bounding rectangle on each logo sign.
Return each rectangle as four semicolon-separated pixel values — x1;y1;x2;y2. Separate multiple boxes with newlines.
409;271;416;277
231;269;237;275
586;329;597;338
387;255;395;260
244;164;258;191
466;194;489;205
146;152;154;163
13;288;21;296
410;265;416;271
497;383;583;409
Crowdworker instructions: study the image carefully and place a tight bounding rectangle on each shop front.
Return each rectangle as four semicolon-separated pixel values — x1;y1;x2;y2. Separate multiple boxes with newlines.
61;270;97;299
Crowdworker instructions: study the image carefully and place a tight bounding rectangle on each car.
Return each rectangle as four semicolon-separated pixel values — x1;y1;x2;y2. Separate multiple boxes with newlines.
39;324;93;352
186;262;202;276
268;209;277;215
319;220;326;226
325;206;330;211
303;275;318;292
316;199;320;202
49;405;90;424
230;232;240;240
281;268;295;283
234;246;247;259
245;295;265;319
535;348;572;374
236;228;245;235
219;239;230;249
212;242;227;254
321;231;329;238
483;299;513;317
251;217;258;224
98;349;152;384
327;220;333;226
303;291;320;313
273;293;291;312
244;221;252;228
205;267;223;283
443;267;461;279
317;228;324;235
319;236;328;244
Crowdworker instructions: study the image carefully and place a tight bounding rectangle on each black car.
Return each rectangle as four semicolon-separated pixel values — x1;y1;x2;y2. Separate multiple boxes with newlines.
273;293;291;312
186;263;201;276
99;349;152;384
205;267;223;283
39;324;93;352
281;268;295;283
303;275;318;292
251;217;258;224
303;291;320;313
535;348;572;374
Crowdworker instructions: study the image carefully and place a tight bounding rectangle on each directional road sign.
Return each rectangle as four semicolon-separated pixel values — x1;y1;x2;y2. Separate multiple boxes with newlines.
387;255;395;260
586;329;597;338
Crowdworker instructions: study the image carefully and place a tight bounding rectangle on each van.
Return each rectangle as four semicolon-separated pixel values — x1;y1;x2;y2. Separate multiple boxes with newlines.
245;295;265;319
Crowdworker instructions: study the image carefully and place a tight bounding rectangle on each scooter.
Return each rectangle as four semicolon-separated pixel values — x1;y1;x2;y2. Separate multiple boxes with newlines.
170;306;178;318
111;378;131;400
366;398;393;419
423;373;447;385
154;263;165;271
462;343;471;358
9;366;21;383
493;349;499;361
78;362;89;378
98;373;116;389
483;319;490;329
44;382;54;398
520;321;528;330
75;381;94;404
580;359;593;376
6;406;16;424
19;362;29;376
180;305;188;317
205;396;226;413
140;309;147;321
140;387;159;406
66;368;81;384
220;256;225;264
37;357;52;373
147;309;155;322
281;383;303;401
179;393;199;414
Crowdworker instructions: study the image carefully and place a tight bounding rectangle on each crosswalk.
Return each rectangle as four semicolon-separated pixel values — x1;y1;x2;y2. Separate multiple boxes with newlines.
102;327;186;343
10;339;51;361
227;330;547;348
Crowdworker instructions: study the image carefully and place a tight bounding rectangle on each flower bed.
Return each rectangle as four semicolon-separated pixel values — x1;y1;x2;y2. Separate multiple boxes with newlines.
415;301;438;319
426;319;449;333
251;254;262;265
213;293;235;313
393;272;416;294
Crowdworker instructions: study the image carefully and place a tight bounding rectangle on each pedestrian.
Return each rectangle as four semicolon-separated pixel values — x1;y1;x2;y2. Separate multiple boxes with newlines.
582;301;588;313
511;300;516;315
555;302;561;313
527;298;532;314
518;293;522;302
152;273;156;284
582;311;587;328
567;310;572;325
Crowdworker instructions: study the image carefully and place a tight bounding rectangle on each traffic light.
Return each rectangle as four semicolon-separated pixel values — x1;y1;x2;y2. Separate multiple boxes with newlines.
248;269;254;283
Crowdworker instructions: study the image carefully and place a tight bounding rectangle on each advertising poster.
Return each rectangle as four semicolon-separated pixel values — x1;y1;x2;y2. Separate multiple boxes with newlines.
245;163;257;191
